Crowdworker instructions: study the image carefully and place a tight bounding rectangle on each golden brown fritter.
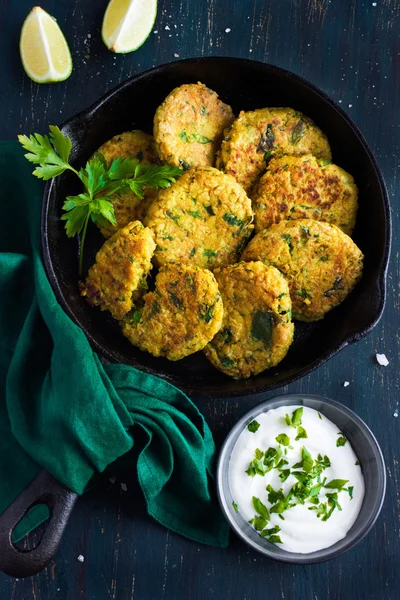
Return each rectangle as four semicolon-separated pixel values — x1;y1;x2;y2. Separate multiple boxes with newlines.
216;107;332;193
145;166;254;270
93;130;160;237
252;155;358;235
121;263;223;361
153;82;234;169
242;219;364;322
203;261;294;378
79;221;156;320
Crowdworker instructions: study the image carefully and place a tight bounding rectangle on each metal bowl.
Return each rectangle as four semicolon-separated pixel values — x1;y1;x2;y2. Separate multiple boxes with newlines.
42;57;391;397
216;394;386;563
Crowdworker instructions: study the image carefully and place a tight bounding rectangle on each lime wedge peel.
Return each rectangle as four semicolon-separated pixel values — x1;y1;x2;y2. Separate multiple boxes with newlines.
102;0;158;54
20;7;72;84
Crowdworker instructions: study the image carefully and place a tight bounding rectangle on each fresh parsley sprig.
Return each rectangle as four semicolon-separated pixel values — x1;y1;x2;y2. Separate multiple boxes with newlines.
18;126;183;275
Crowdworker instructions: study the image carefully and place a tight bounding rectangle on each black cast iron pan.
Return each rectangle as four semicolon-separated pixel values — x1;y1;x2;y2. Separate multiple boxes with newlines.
41;57;391;397
0;58;391;577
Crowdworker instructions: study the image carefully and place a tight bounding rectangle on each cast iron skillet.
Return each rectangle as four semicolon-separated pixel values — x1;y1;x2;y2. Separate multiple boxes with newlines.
0;58;391;577
42;57;391;397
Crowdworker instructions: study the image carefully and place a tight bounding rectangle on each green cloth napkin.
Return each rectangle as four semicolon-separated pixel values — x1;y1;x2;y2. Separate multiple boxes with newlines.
0;140;229;548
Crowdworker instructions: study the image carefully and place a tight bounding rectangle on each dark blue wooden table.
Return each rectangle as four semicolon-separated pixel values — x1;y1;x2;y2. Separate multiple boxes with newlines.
1;0;399;598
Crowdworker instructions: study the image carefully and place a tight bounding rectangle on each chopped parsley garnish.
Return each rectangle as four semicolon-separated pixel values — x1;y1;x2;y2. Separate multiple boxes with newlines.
285;407;303;428
336;435;348;447
355;460;360;466
275;433;290;446
325;479;349;490
264;150;272;161
199;303;215;323
281;233;293;253
168;291;183;309
298;288;312;300
251;311;274;349
188;210;201;218
179;131;212;144
291;119;306;144
295;426;308;441
166;210;180;223
244;417;354;539
132;310;142;324
203;249;218;258
318;412;322;420
252;496;270;521
279;469;291;482
232;501;239;513
222;213;244;226
247;420;261;433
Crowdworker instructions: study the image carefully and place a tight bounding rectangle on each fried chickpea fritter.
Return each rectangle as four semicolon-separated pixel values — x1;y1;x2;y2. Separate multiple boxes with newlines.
122;263;223;361
93;130;160;237
80;221;155;320
242;219;364;322
153;82;234;169
145;166;254;270
203;262;294;378
252;155;358;235
216;107;332;193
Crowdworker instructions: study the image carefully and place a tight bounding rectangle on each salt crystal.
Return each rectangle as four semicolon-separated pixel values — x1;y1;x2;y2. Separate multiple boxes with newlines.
376;353;389;366
174;53;180;58
348;104;353;108
343;381;350;387
109;476;116;484
394;411;399;418
77;555;84;563
165;25;170;30
153;30;158;34
225;28;231;33
372;2;377;6
121;482;128;492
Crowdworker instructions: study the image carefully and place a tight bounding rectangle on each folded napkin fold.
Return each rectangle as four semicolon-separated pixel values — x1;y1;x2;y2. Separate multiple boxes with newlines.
0;141;229;548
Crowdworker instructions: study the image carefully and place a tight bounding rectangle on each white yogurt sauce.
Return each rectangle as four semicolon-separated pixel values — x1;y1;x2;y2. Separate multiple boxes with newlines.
229;405;365;554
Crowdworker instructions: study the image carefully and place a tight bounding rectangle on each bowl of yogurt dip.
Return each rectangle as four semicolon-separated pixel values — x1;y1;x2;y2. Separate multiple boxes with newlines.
217;394;386;563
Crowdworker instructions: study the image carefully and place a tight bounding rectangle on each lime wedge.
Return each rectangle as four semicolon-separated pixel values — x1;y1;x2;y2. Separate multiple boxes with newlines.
19;7;72;84
102;0;157;53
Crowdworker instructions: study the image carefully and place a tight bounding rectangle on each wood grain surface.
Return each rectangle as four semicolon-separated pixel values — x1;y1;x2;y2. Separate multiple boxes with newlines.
0;0;399;598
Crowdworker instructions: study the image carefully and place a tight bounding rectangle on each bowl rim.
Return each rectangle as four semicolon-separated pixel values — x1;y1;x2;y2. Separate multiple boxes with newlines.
41;57;392;397
216;393;387;563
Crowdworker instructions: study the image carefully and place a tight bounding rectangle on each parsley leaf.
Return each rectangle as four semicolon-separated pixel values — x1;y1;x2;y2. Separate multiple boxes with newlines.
301;446;314;472
252;496;270;521
285;407;303;428
252;516;268;531
336;436;348;447
232;501;239;513
19;126;184;276
325;479;349;490
125;164;183;199
276;433;290;446
295;426;308;440
18;126;76;180
266;485;284;504
247;420;261;433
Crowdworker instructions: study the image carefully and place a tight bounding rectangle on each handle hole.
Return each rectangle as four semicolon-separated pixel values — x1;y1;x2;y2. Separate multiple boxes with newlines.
12;504;51;549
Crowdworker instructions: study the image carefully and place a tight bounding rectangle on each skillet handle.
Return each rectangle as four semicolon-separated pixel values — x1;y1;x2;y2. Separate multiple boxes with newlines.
0;469;77;578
